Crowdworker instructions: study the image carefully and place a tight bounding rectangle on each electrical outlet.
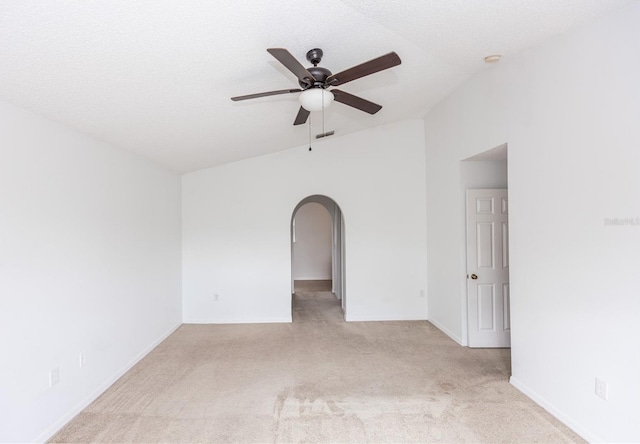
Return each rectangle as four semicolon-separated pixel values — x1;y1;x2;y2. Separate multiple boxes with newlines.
79;353;86;368
214;293;219;302
595;378;608;400
419;289;425;298
49;367;60;388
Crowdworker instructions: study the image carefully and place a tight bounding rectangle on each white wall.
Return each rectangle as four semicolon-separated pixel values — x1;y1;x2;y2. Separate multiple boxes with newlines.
293;203;332;281
182;119;428;323
424;4;640;442
0;100;182;443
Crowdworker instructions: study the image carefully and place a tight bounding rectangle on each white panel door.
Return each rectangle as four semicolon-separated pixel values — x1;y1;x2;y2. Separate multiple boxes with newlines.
466;189;510;348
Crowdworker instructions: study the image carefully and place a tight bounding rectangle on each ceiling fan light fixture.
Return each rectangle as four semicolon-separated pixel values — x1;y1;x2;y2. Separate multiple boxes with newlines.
299;88;334;112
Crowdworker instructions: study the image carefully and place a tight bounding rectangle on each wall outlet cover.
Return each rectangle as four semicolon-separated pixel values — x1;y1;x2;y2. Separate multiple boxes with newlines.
595;378;608;400
49;367;60;388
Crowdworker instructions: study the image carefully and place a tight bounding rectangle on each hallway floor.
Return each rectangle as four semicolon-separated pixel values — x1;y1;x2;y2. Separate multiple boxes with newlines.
293;280;343;323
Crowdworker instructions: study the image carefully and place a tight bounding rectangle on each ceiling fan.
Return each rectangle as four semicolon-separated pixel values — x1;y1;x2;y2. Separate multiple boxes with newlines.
231;48;401;126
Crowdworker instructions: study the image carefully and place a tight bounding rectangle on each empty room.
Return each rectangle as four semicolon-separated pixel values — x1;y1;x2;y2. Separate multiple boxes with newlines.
1;1;639;443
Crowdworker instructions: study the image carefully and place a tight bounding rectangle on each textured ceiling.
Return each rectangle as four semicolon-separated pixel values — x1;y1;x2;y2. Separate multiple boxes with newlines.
0;0;635;173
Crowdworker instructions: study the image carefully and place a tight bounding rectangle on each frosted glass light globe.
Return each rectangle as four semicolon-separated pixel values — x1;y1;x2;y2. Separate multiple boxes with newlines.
299;88;334;112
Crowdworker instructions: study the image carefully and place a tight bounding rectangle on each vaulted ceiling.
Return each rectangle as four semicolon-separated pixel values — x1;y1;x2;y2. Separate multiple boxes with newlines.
0;1;634;173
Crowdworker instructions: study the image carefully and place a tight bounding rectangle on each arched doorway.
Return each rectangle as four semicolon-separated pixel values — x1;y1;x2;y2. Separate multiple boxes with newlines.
291;195;346;319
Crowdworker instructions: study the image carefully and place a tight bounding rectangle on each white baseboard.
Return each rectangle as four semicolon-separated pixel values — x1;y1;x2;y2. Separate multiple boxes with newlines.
34;322;182;444
345;314;427;322
509;376;602;443
184;317;292;324
427;317;463;345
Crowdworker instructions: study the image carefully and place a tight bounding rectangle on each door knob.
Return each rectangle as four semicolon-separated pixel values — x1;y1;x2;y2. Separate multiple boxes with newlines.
470;274;478;280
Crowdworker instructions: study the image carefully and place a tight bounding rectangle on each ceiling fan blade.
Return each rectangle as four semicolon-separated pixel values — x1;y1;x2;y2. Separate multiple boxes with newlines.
267;48;317;85
293;107;310;125
332;89;382;114
231;88;301;101
327;52;401;86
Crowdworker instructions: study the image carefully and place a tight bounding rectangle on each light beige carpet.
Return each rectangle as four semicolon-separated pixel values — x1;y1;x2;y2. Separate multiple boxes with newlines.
51;290;583;443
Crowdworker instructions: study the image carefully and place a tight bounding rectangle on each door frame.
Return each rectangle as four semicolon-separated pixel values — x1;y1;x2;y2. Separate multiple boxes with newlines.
459;145;509;346
290;195;346;318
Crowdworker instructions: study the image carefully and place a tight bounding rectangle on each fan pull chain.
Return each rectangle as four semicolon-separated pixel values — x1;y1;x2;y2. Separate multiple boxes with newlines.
322;90;325;136
308;112;312;151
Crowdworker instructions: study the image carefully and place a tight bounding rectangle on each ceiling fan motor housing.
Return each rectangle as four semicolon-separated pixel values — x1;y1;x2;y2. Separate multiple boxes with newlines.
300;66;332;89
296;48;332;88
